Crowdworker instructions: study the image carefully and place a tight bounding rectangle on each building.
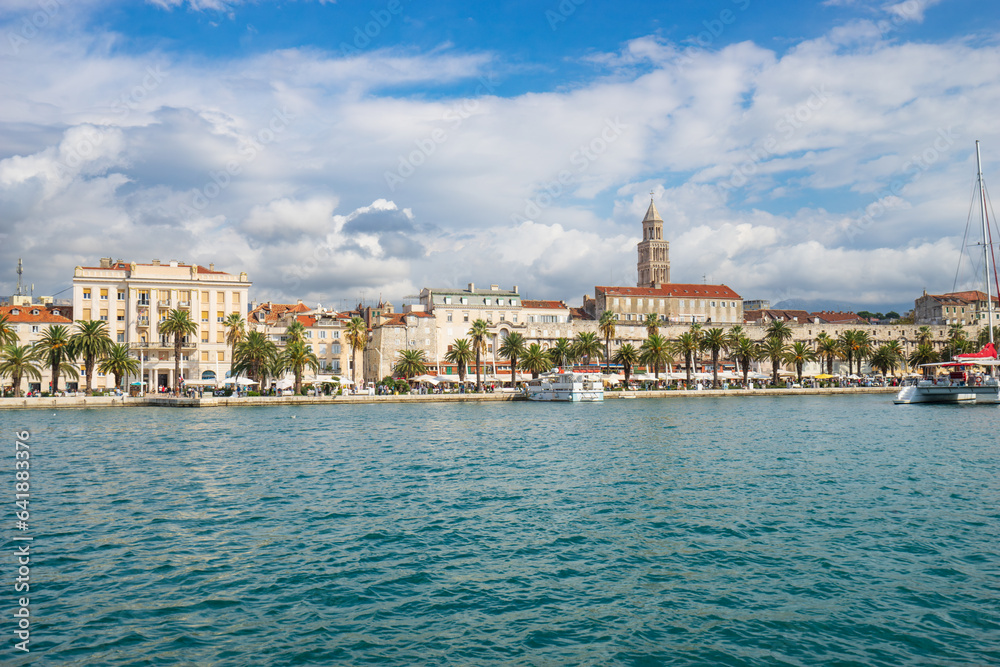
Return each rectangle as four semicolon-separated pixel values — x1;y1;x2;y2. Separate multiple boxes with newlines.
0;301;74;394
591;284;744;324
742;299;770;311
637;196;670;287
247;301;353;383
72;258;251;391
914;289;1000;325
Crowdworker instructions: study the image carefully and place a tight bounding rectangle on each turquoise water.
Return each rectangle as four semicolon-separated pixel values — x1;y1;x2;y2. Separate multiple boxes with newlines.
3;395;1000;665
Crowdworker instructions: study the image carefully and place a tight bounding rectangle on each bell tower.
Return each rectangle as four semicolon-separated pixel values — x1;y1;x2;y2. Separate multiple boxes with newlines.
637;193;670;287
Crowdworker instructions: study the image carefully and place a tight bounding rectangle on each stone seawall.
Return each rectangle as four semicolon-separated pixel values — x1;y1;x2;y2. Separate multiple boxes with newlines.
0;386;896;410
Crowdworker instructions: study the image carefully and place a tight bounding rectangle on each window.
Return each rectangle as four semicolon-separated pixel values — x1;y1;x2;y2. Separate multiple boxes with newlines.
100;288;108;300
83;289;92;299
711;301;716;308
31;325;39;333
217;311;224;322
331;344;341;355
444;297;452;305
333;331;340;339
117;309;125;321
201;330;209;343
460;297;468;305
82;308;91;320
118;291;126;300
512;314;518;323
319;344;327;355
218;351;225;362
447;313;453;322
31;309;39;315
201;310;209;322
201;351;210;362
217;331;225;343
217;293;224;304
100;310;108;321
117;333;125;343
463;312;469;322
319;331;326;339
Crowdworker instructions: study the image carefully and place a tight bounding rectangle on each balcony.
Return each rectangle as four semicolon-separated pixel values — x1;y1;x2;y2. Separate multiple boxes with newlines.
132;338;195;350
178;300;191;308
137;317;150;327
158;300;173;308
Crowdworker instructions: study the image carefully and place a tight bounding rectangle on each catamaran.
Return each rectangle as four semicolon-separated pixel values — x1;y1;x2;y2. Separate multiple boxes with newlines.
525;370;604;402
895;141;1000;404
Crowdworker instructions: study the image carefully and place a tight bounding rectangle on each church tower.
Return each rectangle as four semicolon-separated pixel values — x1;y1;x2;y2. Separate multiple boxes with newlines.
637;194;670;287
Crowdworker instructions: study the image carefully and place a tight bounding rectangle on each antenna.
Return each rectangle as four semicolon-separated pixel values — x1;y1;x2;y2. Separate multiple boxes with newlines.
15;258;23;297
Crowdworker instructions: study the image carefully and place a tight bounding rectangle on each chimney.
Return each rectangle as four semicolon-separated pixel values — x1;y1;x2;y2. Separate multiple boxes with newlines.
209;263;215;271
467;282;475;292
490;284;499;291
513;285;519;294
99;257;112;268
151;259;160;266
169;259;179;268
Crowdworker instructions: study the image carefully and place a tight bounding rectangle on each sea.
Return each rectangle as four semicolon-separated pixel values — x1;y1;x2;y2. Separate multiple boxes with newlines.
3;394;999;666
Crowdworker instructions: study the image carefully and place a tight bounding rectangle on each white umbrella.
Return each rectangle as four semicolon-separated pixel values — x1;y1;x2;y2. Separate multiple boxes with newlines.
183;379;217;386
275;378;294;389
411;374;440;384
237;378;258;386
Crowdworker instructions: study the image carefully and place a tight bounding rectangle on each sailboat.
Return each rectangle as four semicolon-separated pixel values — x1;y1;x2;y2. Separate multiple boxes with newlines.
895;141;1000;404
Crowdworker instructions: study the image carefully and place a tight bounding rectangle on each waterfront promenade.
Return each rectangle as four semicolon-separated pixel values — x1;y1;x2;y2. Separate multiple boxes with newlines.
0;386;896;409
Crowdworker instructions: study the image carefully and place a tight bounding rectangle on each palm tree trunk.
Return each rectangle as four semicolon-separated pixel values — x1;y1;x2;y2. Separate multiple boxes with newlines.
174;337;182;395
13;372;22;397
475;349;482;391
510;355;516;386
85;358;94;395
712;351;719;388
685;352;692;387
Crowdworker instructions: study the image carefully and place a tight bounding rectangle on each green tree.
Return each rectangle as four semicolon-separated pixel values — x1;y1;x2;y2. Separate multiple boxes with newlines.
725;325;746;350
838;330;860;377
783;341;817;384
572;331;603;367
468;319;490;391
223;313;246;378
498;332;525;385
35;324;78;394
731;335;757;385
392;348;428;379
815;332;841;375
519;343;552;378
285;320;308;345
765;319;793;343
598;311;617;373
612;343;640;386
548;337;576;369
640;333;673;382
0;344;42;397
976;324;1000;348
671;332;699;386
907;342;940;375
72;319;114;395
916;326;933;346
700;327;729;388
0;314;17;346
284;340;320;394
158;310;198;395
759;335;788;386
344;316;368;388
444;339;475;385
643;313;660;338
233;330;278;385
869;343;903;377
97;343;140;391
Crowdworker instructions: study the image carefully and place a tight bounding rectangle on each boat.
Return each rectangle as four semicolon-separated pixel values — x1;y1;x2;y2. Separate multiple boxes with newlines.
895;141;1000;404
525;370;604;402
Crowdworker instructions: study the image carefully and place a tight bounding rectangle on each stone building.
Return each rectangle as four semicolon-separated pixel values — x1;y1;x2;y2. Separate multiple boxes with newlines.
637;196;670;287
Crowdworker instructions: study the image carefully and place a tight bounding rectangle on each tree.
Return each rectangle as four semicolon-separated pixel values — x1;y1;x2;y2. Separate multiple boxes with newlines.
572;331;603;367
977;325;1000;348
498;332;525;385
916;326;933;346
671;332;699;387
261;352;288;389
548;337;575;369
519;343;552;379
284;340;320;394
233;330;278;384
725;325;745;350
700;327;728;388
444;339;475;385
35;324;78;394
285;320;308;345
345;316;368;388
783;341;817;384
885;311;901;321
881;340;906;375
97;343;140;391
765;319;793;343
907;342;939;375
0;344;42;397
640;333;673;382
853;330;874;375
468;319;490;391
598;311;617;373
72;320;114;395
815;332;841;375
612;343;640;386
392;348;428;380
759;335;788;386
869;343;903;377
837;330;859;377
731;335;757;385
223;313;246;378
643;313;660;338
158;310;198;395
0;314;17;347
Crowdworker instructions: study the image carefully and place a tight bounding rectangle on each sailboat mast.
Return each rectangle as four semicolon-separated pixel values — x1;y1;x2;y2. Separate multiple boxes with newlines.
976;140;995;349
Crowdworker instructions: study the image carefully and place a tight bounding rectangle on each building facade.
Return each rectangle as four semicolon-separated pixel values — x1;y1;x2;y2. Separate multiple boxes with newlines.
914;289;999;326
0;300;74;394
637;197;670;287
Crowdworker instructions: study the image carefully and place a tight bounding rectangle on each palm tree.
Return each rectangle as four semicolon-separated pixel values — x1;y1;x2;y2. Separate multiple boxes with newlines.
392;348;428;379
0;344;42;397
869;343;903;378
725;325;745;350
572;331;603;367
916;325;933;346
612;343;640;385
854;330;874;375
444;339;475;385
759;335;788;386
640;333;673;382
700;328;728;388
643;313;660;338
598;311;617;373
948;323;967;344
976;324;1000;348
71;320;114;395
158;309;198;395
261;352;287;390
907;342;939;376
284;340;320;394
548;337;575;369
881;340;906;376
783;341;817;384
345;316;368;388
97;344;140;391
815;333;841;375
223;313;246;378
671;332;699;386
234;330;278;384
285;320;308;345
35;324;78;394
0;314;17;346
838;330;859;377
519;343;552;378
468;319;490;391
731;335;757;385
498;332;525;385
765;319;793;343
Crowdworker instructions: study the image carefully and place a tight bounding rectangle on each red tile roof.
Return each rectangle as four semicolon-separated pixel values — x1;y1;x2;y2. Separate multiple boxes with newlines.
597;283;742;299
1;305;73;324
569;307;594;321
522;300;568;309
810;311;864;323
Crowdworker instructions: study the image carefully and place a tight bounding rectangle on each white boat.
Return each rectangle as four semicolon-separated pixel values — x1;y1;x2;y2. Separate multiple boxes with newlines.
525;371;604;402
895;140;1000;405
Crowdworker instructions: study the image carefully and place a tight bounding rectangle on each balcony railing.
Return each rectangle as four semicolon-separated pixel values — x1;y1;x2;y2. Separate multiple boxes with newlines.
178;300;191;308
137;317;150;326
158;300;172;308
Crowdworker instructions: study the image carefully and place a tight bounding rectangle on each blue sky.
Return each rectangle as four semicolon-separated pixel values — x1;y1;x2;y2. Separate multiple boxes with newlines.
2;0;1000;312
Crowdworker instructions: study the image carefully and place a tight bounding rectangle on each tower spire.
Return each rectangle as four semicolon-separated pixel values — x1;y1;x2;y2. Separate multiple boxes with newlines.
636;194;669;287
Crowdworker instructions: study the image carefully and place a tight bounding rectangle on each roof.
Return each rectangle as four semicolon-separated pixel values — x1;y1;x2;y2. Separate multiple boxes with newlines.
569;307;593;321
521;300;568;309
1;304;73;324
78;261;232;275
810;311;864;323
643;198;662;223
249;302;311;325
941;290;998;303
597;283;742;299
743;309;811;323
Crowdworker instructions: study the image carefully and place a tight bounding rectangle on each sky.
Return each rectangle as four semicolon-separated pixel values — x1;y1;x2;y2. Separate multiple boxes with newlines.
2;0;1000;313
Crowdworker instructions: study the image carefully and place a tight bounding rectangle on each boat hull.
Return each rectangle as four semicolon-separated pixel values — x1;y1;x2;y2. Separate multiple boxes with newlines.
894;383;1000;404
